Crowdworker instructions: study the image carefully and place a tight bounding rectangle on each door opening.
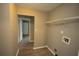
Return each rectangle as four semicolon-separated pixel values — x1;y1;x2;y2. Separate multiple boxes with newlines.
17;15;34;49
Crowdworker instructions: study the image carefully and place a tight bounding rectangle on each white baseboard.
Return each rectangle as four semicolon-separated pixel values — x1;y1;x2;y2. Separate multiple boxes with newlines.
33;46;47;50
45;46;55;56
16;49;19;56
33;45;55;56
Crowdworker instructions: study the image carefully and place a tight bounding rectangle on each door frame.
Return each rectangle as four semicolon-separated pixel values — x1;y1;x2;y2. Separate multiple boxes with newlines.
17;14;34;43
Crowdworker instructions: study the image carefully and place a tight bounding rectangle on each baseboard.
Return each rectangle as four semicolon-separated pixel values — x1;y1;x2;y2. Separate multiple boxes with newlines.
45;46;55;56
16;49;19;56
33;46;47;50
33;45;55;56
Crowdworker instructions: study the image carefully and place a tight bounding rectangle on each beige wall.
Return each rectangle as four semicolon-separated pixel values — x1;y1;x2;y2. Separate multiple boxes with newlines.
47;4;79;56
0;4;18;55
48;4;79;20
29;18;34;42
16;6;47;48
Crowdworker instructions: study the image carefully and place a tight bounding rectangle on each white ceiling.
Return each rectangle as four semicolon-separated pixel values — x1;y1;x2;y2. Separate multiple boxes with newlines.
16;3;62;12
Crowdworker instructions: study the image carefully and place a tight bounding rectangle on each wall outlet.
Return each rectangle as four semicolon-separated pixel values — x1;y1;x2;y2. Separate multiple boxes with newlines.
54;48;58;56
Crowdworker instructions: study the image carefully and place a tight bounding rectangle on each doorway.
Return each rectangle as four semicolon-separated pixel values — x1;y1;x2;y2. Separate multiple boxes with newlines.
17;15;34;49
